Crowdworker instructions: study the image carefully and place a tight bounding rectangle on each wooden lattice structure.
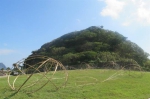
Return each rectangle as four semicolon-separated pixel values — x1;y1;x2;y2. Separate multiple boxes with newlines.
7;55;68;94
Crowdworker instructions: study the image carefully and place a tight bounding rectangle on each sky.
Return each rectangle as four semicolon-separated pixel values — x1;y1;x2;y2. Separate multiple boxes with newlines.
0;0;150;68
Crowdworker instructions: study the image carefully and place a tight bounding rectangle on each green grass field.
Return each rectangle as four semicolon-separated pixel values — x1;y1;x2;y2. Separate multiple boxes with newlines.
0;69;150;99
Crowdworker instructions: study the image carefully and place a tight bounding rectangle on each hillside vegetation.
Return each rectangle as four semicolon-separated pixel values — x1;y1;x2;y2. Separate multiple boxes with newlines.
30;26;150;70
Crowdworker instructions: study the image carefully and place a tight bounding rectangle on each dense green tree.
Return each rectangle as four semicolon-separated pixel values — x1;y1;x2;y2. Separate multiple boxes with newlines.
26;26;149;70
143;60;150;71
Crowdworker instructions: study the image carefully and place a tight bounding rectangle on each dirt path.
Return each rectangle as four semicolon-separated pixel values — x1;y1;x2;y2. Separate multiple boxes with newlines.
0;75;7;78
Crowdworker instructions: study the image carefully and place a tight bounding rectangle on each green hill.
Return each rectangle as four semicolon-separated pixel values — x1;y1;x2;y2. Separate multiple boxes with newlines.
0;63;6;70
29;26;150;70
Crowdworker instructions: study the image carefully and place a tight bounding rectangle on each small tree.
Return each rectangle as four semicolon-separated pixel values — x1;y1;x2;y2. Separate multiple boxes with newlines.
1;68;4;72
6;67;10;71
6;67;11;75
143;60;150;71
0;68;5;75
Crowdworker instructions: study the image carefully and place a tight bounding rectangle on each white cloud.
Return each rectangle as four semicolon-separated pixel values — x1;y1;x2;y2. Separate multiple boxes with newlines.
100;0;126;19
100;0;150;26
131;0;136;4
0;49;15;55
122;21;130;26
136;4;150;25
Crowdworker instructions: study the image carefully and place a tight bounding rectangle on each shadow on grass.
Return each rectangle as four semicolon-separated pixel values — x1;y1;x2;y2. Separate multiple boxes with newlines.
4;92;18;99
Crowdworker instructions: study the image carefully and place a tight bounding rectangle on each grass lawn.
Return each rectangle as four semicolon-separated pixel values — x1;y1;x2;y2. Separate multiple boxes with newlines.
0;69;150;99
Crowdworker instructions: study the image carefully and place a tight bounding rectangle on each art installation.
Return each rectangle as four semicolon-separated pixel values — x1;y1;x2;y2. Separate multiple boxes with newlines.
7;55;68;94
6;55;143;94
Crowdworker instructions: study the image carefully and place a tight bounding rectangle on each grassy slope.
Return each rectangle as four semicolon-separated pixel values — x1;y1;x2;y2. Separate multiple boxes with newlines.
0;69;150;99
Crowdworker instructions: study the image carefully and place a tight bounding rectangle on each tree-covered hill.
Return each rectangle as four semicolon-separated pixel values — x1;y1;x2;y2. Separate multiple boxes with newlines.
0;63;6;70
29;26;150;70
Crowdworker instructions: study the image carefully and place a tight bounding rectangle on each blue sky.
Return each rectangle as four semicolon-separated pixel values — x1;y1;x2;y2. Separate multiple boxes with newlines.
0;0;150;67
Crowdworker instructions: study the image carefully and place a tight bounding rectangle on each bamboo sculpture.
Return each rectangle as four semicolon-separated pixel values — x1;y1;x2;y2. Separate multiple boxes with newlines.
7;55;68;94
